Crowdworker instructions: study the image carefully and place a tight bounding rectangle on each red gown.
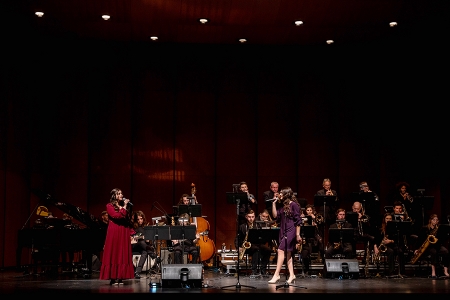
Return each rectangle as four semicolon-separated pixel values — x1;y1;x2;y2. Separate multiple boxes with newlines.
99;203;136;280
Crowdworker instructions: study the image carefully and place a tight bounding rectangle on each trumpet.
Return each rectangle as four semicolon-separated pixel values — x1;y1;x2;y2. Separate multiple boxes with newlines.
402;192;414;203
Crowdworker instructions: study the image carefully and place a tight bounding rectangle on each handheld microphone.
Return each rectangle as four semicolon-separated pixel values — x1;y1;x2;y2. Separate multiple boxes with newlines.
123;198;133;206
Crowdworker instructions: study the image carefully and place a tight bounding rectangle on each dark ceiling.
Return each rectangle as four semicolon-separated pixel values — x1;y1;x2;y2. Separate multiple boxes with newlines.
8;0;449;46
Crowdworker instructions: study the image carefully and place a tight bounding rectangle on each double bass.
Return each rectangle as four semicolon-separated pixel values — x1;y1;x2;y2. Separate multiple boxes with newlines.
190;183;216;264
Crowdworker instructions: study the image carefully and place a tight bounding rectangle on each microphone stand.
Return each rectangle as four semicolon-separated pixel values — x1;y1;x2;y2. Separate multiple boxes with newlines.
221;198;256;290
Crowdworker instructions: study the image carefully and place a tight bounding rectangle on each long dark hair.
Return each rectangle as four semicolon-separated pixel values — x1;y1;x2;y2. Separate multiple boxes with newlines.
281;187;299;217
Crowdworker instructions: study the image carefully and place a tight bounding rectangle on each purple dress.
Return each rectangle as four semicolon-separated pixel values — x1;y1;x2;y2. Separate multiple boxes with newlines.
276;201;302;252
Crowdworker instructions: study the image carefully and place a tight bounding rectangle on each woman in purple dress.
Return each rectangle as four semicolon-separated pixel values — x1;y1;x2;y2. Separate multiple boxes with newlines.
268;187;302;284
99;188;136;285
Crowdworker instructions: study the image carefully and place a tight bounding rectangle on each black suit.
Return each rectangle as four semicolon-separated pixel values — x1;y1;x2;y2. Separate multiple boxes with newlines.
325;221;356;259
315;189;338;225
235;222;272;275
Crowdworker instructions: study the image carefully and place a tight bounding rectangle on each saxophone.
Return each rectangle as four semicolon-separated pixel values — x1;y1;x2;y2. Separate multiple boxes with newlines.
239;223;252;260
410;225;438;264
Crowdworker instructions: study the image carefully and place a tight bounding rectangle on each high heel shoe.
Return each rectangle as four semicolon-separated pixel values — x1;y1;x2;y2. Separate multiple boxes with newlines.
287;275;296;284
268;274;280;284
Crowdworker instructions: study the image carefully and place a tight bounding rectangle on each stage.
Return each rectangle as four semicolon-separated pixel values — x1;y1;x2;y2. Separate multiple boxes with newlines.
1;264;449;294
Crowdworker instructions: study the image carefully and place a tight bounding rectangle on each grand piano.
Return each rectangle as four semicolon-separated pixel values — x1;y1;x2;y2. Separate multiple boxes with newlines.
17;191;107;277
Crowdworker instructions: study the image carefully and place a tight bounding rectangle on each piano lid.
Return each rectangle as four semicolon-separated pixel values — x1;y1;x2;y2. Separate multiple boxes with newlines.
32;189;101;229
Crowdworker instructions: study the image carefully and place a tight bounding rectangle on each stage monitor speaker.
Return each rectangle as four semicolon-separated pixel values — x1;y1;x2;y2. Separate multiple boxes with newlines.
161;264;203;288
323;259;360;279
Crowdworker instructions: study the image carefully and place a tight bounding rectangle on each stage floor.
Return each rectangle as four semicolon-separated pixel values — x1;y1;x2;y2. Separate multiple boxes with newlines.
1;265;450;294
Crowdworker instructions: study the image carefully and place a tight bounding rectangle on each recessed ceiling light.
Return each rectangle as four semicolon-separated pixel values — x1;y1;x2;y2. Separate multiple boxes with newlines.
35;12;44;17
389;22;398;27
150;36;158;41
199;18;209;24
326;40;334;44
102;15;110;21
239;38;247;43
294;20;303;26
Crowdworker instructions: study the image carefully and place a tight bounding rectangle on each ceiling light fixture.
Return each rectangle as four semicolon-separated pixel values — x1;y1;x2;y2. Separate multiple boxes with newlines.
294;20;303;26
389;22;398;27
102;15;110;21
199;18;209;24
150;36;158;41
239;38;247;43
35;12;44;17
326;40;334;44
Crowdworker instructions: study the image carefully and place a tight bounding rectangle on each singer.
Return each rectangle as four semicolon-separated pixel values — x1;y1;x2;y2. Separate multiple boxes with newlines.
99;188;135;285
238;181;257;225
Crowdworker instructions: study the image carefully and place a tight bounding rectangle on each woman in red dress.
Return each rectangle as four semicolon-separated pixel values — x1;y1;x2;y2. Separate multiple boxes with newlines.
99;188;135;285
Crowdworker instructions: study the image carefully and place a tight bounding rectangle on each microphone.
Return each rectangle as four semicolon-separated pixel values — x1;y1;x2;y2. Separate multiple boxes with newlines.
151;203;155;211
123;198;133;206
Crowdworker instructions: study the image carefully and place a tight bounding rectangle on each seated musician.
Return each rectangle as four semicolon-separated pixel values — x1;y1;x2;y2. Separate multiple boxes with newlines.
413;214;449;278
235;210;272;276
132;210;158;279
393;201;414;252
171;213;200;264
374;213;396;276
300;205;324;271
325;208;356;259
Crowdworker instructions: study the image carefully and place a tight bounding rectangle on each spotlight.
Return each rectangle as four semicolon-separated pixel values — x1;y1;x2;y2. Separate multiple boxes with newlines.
102;15;110;20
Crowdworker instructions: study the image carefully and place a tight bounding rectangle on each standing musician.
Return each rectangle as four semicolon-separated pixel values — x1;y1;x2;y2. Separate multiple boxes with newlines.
235;210;272;277
352;201;375;264
263;181;281;218
325;208;356;259
302;204;324;263
315;178;339;226
131;210;159;279
413;214;449;278
238;181;258;225
358;181;381;229
373;213;404;277
171;213;200;264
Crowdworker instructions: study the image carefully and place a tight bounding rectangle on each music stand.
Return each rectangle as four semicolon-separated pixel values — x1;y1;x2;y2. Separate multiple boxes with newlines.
221;191;256;290
436;225;450;244
345;212;359;229
386;221;412;278
413;196;435;226
328;227;354;246
314;195;337;247
178;204;202;217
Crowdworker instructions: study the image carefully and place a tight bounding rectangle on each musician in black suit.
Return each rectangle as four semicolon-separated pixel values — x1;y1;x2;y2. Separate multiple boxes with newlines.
238;181;257;225
315;178;338;226
325;208;356;259
171;213;200;264
235;210;272;276
263;181;281;217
